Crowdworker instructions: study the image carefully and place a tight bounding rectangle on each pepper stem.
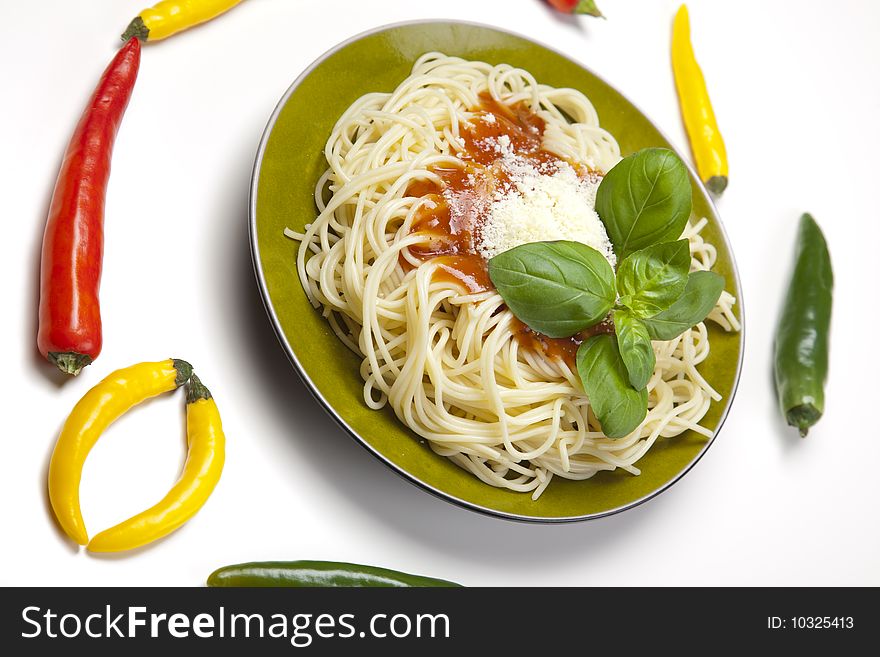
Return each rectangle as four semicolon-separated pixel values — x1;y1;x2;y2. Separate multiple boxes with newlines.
574;0;604;18
48;352;92;376
706;175;729;196
172;359;193;388
186;373;213;404
121;17;149;42
787;405;821;438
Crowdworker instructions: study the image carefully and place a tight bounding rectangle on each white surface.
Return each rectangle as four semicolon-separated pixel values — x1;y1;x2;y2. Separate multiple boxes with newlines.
2;0;877;587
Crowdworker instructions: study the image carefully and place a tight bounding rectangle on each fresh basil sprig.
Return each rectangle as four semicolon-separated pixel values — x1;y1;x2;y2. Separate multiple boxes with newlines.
487;241;616;338
595;148;692;260
486;147;726;439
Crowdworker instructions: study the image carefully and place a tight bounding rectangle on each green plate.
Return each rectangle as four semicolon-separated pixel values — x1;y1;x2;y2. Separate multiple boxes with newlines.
250;21;744;522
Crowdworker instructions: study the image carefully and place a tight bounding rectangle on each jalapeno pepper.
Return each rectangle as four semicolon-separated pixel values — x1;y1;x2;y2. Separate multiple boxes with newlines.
207;561;462;588
773;213;833;437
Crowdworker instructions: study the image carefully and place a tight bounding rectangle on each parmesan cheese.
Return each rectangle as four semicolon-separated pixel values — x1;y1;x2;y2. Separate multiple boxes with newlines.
475;143;616;266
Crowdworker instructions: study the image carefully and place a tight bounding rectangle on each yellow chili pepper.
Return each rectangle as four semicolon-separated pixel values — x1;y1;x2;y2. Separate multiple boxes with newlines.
47;360;225;552
88;374;225;552
122;0;245;42
48;359;191;545
671;4;728;195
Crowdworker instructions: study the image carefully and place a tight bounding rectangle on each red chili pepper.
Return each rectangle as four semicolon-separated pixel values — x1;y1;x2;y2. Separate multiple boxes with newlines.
38;38;141;376
546;0;603;17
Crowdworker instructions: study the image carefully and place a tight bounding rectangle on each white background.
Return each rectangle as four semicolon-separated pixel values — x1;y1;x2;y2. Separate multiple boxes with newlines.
2;0;877;587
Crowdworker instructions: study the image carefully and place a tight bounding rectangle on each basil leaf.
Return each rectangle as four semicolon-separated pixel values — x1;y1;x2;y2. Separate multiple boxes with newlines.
642;270;726;341
488;241;616;338
614;310;655;390
576;334;648;439
616;240;691;317
595;148;692;259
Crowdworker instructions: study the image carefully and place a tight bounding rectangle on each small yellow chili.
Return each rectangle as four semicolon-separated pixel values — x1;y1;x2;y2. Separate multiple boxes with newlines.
671;4;728;195
122;0;246;42
88;374;225;552
48;359;191;545
47;360;225;552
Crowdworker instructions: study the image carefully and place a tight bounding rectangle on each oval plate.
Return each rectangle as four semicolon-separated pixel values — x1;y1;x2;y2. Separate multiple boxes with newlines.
250;20;744;522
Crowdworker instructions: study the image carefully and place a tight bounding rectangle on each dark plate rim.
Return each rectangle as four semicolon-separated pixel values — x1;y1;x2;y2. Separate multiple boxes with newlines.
248;19;746;524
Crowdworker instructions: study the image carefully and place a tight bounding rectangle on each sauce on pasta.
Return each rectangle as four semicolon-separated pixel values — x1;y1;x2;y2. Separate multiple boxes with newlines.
407;93;603;364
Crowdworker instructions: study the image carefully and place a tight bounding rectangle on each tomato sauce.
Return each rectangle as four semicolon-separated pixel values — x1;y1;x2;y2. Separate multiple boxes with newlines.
405;93;605;365
513;319;615;366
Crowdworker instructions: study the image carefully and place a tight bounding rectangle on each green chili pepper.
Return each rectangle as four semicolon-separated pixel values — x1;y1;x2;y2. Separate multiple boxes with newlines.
773;213;833;437
207;561;462;588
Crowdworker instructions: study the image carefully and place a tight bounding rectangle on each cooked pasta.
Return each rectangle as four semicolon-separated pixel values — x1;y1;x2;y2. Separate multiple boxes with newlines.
286;53;740;499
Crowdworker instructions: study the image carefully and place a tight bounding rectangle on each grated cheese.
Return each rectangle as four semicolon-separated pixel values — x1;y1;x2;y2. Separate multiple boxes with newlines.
474;138;615;266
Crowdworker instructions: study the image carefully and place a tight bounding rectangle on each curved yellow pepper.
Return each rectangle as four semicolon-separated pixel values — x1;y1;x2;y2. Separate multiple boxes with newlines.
48;359;190;545
122;0;245;42
47;360;225;553
88;374;225;552
672;4;728;195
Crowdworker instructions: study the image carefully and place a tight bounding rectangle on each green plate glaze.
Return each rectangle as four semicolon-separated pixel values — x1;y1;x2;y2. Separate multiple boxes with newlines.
250;21;744;522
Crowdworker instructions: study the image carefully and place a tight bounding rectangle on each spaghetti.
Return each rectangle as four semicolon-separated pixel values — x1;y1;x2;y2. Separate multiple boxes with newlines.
287;53;739;499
